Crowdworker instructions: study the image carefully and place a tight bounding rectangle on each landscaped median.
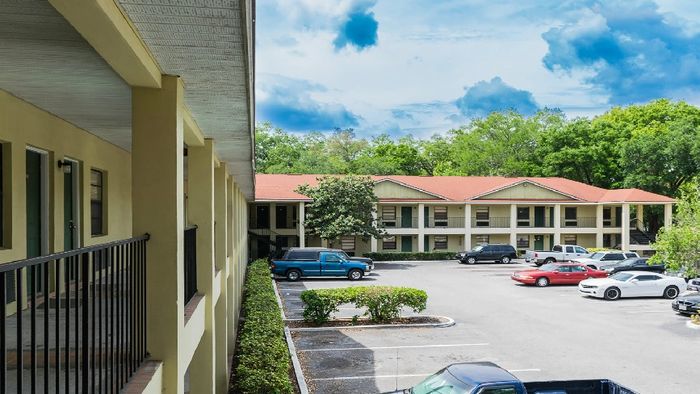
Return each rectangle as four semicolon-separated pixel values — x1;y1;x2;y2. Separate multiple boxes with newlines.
231;259;295;394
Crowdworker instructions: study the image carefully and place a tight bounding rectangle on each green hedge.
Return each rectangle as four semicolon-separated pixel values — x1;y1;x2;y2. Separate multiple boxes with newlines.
300;286;427;325
363;252;456;261
233;260;293;394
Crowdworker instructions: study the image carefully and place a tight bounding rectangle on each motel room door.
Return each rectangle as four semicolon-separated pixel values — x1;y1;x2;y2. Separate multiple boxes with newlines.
401;236;413;252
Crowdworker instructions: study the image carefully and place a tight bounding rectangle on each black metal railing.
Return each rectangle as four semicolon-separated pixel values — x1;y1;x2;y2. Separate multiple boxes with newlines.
471;217;510;228
561;217;596;228
425;217;464;228
184;225;198;305
0;234;149;393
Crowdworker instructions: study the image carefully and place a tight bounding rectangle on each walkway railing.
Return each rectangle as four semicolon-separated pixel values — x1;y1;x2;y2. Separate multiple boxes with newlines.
0;234;149;393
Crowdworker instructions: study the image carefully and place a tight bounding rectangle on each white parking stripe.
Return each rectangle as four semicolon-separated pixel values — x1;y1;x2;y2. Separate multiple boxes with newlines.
299;343;489;352
312;368;540;381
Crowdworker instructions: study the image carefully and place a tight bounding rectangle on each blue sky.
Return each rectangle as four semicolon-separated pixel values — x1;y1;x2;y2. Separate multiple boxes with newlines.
256;0;700;137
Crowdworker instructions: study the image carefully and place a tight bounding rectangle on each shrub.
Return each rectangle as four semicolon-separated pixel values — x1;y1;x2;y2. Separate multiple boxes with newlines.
233;260;294;394
300;286;428;324
364;252;456;261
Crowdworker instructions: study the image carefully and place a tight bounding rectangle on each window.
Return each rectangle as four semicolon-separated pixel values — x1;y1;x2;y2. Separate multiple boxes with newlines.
341;236;356;251
475;207;489;227
475;235;489;245
434;235;448;249
564;207;578;226
434;206;448;227
517;207;530;227
382;206;396;227
571;265;587;272
603;207;612;227
517;235;529;248
575;247;587;254
565;246;575;253
624;253;638;258
382;236;396;250
563;234;577;245
324;253;342;262
602;253;624;261
90;169;105;236
636;275;661;281
553;245;562;252
557;266;572;272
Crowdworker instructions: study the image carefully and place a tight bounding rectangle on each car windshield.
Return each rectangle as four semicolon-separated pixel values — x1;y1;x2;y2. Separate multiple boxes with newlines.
590;252;605;260
539;264;559;272
472;246;484;252
338;251;350;259
410;369;474;394
610;272;634;282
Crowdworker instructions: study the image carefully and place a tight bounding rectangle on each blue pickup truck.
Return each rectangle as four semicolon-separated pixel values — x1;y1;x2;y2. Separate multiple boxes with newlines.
388;362;636;394
271;250;371;281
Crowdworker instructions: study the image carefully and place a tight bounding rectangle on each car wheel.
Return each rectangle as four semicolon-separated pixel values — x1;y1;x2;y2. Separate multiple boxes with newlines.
286;269;301;282
535;277;549;287
604;286;621;300
348;269;364;281
544;257;555;264
501;256;511;264
467;257;477;265
663;285;679;299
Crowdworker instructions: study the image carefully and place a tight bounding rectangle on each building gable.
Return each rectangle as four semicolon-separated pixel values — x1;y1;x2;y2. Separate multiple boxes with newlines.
474;181;576;200
374;179;445;200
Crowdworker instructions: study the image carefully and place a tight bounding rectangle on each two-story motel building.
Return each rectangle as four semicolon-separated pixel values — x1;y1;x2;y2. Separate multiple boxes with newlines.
251;174;674;258
1;1;254;393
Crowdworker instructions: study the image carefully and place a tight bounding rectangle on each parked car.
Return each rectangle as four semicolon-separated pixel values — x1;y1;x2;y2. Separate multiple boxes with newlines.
524;244;589;266
579;271;687;300
385;361;636;394
511;263;608;287
279;247;374;270
572;251;639;270
456;244;517;264
687;278;700;292
270;250;371;281
672;291;700;316
600;257;665;275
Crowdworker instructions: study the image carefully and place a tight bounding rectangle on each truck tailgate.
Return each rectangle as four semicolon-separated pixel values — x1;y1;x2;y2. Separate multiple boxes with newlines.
524;379;637;394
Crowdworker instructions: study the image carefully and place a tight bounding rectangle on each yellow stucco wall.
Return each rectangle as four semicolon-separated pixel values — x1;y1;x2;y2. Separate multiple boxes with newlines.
0;89;132;263
479;183;574;200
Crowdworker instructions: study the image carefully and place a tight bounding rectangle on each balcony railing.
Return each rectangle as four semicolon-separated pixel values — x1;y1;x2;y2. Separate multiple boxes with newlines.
184;225;198;305
380;217;418;228
561;217;596;228
471;217;510;228
0;234;149;393
517;220;554;228
425;217;464;228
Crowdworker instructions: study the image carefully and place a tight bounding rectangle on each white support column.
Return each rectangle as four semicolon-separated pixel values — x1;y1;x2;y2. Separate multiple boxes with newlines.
553;204;561;245
418;203;425;252
464;204;472;251
621;203;630;251
298;201;306;247
595;204;604;248
371;203;378;252
509;204;517;247
636;204;644;230
664;203;673;228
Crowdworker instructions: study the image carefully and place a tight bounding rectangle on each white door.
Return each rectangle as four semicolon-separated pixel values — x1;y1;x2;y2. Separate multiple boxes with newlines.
632;274;664;297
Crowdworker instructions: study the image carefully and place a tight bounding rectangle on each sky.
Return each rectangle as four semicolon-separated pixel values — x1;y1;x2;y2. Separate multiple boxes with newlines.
255;0;700;138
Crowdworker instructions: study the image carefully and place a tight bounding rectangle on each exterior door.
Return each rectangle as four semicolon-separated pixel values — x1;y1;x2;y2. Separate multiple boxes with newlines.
534;206;545;227
26;149;47;294
257;237;270;258
275;205;287;228
256;205;269;228
424;235;429;252
401;207;413;228
424;206;429;228
401;236;413;252
534;235;544;251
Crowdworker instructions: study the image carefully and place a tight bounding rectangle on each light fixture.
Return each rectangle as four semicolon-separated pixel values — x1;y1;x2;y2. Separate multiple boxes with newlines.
57;159;72;174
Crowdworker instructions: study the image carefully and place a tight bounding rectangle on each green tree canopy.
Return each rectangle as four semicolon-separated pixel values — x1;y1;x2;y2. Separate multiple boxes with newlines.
295;176;383;243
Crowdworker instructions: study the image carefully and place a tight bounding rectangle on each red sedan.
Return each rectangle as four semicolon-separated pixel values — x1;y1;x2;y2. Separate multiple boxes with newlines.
511;263;607;287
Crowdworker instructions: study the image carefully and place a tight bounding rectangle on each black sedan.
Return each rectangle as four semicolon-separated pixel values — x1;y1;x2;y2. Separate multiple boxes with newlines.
601;257;665;275
672;292;700;316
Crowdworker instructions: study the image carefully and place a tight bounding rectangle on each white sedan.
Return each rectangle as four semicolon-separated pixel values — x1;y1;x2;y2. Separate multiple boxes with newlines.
578;271;687;300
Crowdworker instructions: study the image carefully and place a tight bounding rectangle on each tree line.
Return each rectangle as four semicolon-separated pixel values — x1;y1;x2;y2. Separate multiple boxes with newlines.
256;99;700;201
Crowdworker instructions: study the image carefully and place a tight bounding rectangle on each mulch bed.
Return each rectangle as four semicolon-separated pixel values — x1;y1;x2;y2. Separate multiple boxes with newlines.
286;315;446;328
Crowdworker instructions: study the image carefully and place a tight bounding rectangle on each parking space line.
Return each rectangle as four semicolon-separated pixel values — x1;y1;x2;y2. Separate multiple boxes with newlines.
299;343;489;352
624;310;669;314
312;368;540;381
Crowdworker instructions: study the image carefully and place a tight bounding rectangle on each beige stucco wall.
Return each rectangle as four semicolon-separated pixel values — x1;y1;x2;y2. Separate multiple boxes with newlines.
480;183;574;200
375;180;436;199
0;89;132;263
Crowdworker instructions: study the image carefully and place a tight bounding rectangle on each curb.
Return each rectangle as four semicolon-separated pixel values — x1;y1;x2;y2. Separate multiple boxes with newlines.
272;279;309;394
288;316;455;331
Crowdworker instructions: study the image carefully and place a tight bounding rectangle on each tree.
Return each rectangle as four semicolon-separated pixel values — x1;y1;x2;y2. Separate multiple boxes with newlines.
295;176;383;245
649;179;700;278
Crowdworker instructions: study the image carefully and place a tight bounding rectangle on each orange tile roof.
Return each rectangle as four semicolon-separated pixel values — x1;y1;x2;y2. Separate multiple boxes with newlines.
254;174;674;203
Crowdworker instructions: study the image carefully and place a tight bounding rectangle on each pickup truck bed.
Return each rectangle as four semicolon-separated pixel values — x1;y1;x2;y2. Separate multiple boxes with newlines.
525;379;637;394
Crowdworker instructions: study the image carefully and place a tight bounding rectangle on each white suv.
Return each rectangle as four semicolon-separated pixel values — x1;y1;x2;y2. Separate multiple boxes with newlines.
572;251;639;270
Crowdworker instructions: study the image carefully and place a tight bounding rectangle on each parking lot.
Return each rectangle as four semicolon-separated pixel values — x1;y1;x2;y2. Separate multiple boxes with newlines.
277;260;699;394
